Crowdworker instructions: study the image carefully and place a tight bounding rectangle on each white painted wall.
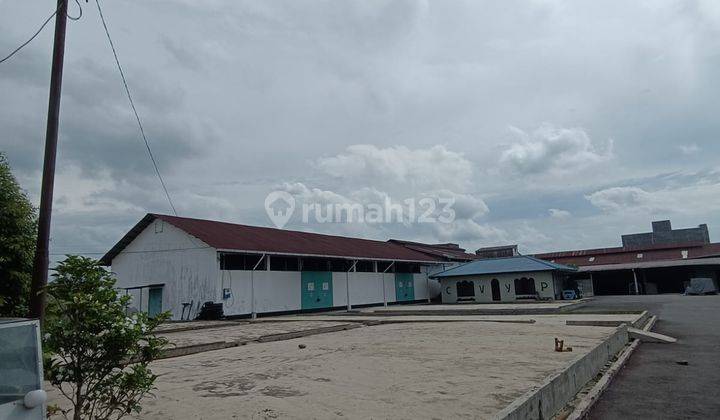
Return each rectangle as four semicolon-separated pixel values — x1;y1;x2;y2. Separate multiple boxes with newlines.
333;272;390;307
121;287;148;314
221;270;302;316
219;268;438;315
440;271;556;303
111;220;218;320
576;278;594;297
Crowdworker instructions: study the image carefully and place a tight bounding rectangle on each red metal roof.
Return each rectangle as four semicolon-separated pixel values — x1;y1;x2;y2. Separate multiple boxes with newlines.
534;241;720;268
387;239;478;262
101;214;447;265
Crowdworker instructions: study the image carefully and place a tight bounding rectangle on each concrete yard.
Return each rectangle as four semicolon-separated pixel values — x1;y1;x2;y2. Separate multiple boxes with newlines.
97;319;622;419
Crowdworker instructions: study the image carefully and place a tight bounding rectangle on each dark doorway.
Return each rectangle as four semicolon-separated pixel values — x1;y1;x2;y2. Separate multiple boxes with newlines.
491;278;501;301
592;270;635;295
456;280;475;300
514;277;536;296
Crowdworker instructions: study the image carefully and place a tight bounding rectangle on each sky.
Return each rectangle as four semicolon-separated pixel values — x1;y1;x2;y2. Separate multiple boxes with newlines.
1;0;720;260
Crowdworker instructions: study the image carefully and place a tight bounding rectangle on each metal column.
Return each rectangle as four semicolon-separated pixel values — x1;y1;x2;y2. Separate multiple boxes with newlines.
381;261;395;307
346;260;357;311
250;254;266;319
632;268;640;295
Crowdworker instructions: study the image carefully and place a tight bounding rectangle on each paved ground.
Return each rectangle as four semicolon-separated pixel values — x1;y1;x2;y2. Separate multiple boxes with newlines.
572;295;720;420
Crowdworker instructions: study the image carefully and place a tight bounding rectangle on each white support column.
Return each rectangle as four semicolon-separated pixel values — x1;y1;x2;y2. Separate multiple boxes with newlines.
425;267;431;303
632;268;640;295
251;254;266;319
382;261;394;307
346;260;357;311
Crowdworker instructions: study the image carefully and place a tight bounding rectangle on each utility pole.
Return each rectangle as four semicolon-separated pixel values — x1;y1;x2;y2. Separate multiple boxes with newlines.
29;0;69;322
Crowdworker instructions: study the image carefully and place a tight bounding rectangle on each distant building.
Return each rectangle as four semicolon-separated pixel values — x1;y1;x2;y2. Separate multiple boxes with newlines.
475;244;519;259
431;255;576;303
621;220;710;247
535;220;720;296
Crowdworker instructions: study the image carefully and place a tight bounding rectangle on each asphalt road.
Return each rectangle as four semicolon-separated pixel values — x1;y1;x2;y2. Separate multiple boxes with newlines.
570;295;720;420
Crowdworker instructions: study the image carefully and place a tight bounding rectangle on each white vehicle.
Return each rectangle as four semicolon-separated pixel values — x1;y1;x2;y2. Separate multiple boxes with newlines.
0;319;46;420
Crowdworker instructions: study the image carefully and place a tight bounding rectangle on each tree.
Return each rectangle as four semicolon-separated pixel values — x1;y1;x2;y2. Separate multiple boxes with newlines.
43;256;170;420
0;152;37;316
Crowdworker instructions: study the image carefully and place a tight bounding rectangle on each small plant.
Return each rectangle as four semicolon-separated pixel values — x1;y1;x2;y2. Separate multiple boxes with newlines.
43;256;169;420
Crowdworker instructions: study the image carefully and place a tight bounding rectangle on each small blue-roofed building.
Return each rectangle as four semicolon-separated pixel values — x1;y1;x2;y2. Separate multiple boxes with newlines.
430;255;577;303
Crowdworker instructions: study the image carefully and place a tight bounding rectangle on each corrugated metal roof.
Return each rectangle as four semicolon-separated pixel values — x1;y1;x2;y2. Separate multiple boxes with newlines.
101;214;446;265
430;255;576;278
578;257;720;272
387;239;478;262
534;242;720;268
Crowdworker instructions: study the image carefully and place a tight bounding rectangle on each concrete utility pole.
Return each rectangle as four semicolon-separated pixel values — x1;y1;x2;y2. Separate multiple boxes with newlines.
29;0;69;322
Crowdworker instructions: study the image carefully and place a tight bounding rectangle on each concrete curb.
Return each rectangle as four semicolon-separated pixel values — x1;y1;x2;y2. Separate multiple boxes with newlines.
158;340;246;359
493;325;629;420
565;310;649;329
158;323;362;359
562;314;657;420
158;320;250;334
256;323;361;343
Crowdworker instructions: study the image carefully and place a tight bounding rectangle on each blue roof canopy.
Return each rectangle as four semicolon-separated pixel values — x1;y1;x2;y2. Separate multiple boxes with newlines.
430;255;576;278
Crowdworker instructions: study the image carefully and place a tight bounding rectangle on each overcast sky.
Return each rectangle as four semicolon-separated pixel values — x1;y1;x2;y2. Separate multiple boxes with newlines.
2;0;720;259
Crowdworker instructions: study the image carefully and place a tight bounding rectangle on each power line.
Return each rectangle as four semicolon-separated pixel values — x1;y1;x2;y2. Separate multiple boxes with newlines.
94;0;178;216
0;2;62;64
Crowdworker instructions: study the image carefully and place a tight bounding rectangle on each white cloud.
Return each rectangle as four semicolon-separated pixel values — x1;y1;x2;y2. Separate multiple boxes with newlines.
548;208;571;219
500;124;613;175
585;187;652;213
316;144;473;192
678;144;700;155
432;219;508;245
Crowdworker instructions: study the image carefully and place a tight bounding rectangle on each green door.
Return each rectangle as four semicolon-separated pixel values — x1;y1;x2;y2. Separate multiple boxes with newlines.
301;272;333;310
148;287;163;318
395;273;415;302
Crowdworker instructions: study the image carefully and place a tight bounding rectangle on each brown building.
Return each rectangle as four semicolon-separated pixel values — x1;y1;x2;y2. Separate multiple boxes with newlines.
534;221;720;296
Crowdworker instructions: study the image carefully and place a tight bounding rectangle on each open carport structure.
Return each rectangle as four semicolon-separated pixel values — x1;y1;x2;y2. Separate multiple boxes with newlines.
535;221;720;296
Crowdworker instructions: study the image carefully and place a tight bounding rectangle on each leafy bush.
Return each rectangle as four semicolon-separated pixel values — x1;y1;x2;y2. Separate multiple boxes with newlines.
0;152;36;316
44;256;169;420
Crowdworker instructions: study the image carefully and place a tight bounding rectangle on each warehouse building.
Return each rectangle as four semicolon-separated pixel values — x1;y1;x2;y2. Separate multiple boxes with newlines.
100;214;478;319
431;255;577;303
535;220;720;296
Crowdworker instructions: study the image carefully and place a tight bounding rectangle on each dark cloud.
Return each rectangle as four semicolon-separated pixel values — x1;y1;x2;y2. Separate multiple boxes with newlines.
2;0;719;257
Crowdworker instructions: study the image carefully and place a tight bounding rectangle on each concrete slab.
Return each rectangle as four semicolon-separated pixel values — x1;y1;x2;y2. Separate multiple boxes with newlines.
351;300;589;316
156;320;247;333
262;313;642;328
627;327;677;343
161;320;353;349
47;320;621;419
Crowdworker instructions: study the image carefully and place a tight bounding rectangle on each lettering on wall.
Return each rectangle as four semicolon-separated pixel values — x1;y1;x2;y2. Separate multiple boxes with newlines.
478;285;485;294
541;281;549;291
504;284;511;292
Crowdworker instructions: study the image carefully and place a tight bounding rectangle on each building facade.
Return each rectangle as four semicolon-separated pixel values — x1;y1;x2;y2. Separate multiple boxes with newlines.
431;255;576;303
102;214;476;319
536;220;720;296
